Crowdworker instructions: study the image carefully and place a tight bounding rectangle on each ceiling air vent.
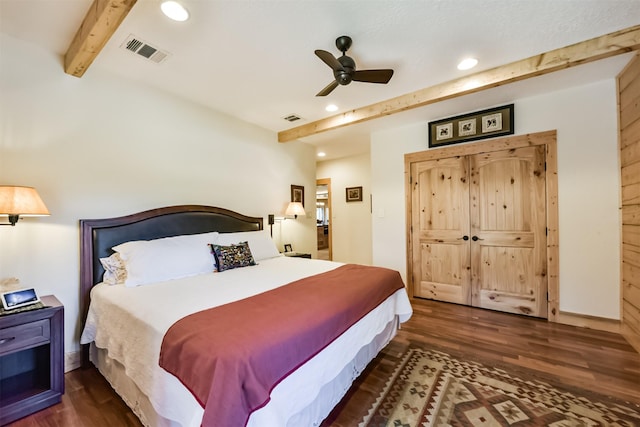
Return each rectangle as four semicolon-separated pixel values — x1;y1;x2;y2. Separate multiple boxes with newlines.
283;114;303;122
120;34;170;64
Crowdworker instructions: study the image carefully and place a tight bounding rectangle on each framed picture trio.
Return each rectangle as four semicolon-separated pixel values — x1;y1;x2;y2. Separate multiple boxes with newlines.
428;104;514;148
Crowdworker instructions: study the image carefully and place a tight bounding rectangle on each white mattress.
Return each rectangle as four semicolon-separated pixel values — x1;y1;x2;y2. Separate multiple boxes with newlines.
81;256;413;426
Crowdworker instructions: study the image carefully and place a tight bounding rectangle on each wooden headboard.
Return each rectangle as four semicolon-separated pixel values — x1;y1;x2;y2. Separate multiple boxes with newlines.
79;205;263;365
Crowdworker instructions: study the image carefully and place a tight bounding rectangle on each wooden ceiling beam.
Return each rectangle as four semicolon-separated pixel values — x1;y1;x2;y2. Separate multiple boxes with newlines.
278;24;640;143
64;0;137;78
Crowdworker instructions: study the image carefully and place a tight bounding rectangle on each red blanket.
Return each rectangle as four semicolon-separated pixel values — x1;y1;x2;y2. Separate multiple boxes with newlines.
159;263;405;427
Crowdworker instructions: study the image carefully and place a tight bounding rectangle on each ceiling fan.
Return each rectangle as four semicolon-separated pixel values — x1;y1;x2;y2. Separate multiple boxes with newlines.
314;35;394;97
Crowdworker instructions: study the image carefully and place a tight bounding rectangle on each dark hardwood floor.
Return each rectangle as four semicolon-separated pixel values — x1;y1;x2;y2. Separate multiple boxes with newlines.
324;298;640;426
8;298;640;426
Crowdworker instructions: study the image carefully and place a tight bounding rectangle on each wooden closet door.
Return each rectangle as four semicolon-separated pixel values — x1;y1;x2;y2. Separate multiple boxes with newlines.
411;157;471;304
469;146;548;317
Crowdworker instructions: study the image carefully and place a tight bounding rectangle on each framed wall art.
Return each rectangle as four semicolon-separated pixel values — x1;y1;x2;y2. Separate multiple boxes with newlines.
290;185;304;207
428;104;514;148
346;186;363;202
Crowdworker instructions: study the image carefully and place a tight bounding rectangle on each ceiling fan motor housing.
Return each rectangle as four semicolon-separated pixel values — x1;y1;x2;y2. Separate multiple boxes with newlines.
335;55;355;85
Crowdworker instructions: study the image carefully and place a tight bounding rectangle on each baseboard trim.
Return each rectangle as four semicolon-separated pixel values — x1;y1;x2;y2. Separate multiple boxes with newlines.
557;311;621;334
65;350;81;372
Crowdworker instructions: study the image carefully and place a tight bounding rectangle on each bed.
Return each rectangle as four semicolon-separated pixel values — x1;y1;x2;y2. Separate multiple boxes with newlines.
79;205;412;427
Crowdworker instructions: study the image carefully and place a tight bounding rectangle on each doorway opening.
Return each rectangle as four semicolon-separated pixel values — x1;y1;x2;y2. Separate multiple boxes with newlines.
316;178;332;260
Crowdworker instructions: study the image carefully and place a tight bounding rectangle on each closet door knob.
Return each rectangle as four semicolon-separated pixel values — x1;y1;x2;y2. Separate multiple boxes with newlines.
472;236;484;241
457;235;469;241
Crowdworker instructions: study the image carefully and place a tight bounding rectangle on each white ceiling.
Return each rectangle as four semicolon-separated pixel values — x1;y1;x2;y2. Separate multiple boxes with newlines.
1;1;639;160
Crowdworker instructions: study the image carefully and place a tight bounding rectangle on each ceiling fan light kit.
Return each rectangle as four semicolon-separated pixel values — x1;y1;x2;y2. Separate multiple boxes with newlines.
315;35;394;96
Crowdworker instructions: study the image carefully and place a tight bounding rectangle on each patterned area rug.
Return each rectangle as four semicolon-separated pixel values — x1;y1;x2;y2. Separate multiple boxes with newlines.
360;347;640;426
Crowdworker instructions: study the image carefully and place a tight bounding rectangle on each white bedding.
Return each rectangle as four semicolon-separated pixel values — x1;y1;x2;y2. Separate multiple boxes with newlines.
81;256;413;427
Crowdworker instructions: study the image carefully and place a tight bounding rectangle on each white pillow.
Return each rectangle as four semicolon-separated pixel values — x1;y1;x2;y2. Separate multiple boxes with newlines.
217;229;280;261
112;231;219;287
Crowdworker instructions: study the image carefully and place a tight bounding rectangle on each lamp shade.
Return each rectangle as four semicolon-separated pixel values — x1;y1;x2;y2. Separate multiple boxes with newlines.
285;202;306;218
0;186;50;216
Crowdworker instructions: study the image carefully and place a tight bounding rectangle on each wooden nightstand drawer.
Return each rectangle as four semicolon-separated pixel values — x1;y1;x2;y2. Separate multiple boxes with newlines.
0;319;50;356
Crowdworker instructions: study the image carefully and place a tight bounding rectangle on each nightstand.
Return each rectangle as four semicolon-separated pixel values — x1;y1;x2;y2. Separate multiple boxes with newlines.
284;252;312;259
0;295;64;426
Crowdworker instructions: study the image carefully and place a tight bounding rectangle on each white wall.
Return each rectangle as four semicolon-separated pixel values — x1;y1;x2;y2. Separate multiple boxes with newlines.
0;34;317;363
371;122;427;282
317;153;372;265
372;79;621;320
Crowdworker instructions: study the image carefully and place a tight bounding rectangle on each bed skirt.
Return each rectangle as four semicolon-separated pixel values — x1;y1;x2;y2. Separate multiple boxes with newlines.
91;314;400;427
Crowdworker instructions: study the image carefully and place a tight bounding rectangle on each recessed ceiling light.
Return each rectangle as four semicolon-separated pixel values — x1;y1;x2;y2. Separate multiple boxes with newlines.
317;152;326;157
325;104;338;112
457;58;478;71
161;1;189;21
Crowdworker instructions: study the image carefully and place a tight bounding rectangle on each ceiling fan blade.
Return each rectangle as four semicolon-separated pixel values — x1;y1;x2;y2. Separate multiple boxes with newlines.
352;69;394;84
315;50;343;71
316;80;339;96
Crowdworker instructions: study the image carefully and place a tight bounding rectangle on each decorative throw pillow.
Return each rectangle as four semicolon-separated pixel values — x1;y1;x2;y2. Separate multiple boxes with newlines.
209;241;256;272
99;252;127;285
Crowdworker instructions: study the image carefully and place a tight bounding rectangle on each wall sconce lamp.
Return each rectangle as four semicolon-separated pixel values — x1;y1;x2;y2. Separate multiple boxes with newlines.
285;202;305;219
268;214;275;237
0;186;50;226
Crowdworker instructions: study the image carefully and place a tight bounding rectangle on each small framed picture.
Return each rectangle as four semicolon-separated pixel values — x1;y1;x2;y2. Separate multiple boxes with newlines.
346;186;363;202
458;118;477;136
284;243;293;252
482;112;503;133
435;123;453;141
291;185;304;207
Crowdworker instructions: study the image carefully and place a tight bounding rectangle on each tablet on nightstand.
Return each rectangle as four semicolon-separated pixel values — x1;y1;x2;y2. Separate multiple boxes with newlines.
1;287;41;310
